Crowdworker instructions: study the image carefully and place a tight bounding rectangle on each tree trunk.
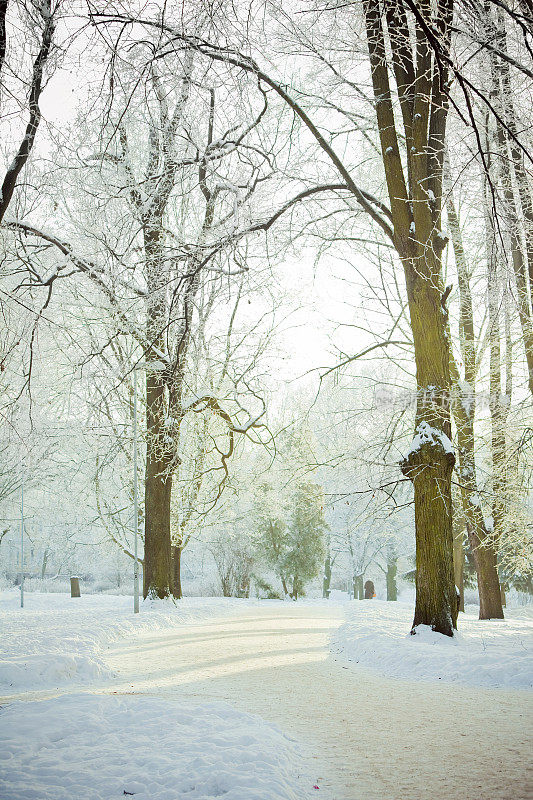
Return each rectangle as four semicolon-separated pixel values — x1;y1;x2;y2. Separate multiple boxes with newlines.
291;576;299;601
143;454;172;599
483;126;512;620
386;557;398;601
323;546;332;598
353;574;364;600
364;0;457;636
399;252;457;636
500;582;507;608
446;188;503;619
41;547;49;579
142;219;173;599
452;524;465;613
171;543;183;599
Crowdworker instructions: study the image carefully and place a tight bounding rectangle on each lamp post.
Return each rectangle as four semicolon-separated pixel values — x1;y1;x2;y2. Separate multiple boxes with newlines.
133;368;140;613
20;464;25;609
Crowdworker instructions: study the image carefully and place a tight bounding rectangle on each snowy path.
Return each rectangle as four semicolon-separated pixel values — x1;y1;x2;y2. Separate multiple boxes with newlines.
104;603;532;800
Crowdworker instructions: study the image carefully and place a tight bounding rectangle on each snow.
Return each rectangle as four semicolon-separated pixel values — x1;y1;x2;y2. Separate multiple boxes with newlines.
0;694;311;800
405;420;454;457
0;593;315;800
0;594;531;799
331;599;533;690
0;591;261;693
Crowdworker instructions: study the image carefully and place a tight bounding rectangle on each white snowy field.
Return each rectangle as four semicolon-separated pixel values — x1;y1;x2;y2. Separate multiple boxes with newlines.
1;592;532;800
0;695;311;800
332;598;533;689
0;592;317;800
1;590;532;694
0;590;262;693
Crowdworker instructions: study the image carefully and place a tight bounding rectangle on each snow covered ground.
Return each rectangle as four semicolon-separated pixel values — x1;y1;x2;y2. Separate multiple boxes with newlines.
0;590;261;693
0;592;316;800
1;592;531;799
2;590;532;695
0;695;311;800
332;598;533;689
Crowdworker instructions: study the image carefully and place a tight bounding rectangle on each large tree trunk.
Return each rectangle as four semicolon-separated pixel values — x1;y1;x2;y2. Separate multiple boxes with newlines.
143;221;173;599
364;0;457;636
483;107;514;618
403;430;456;633
446;189;504;618
399;256;457;635
143;444;172;599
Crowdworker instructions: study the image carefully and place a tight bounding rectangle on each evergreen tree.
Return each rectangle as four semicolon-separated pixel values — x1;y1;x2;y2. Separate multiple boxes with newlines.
253;480;327;598
285;482;328;599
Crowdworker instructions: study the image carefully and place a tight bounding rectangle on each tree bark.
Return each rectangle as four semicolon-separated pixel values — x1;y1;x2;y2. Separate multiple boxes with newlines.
323;545;332;599
483;110;513;619
452;521;465;613
446;190;503;619
143;221;173;599
143;447;172;599
353;574;364;600
171;543;183;599
41;547;49;580
364;0;457;635
386;557;398;601
0;1;54;223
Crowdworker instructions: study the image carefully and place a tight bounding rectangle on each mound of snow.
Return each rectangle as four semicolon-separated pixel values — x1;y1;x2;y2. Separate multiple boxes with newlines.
0;694;311;800
0;591;261;693
331;600;533;690
0;653;109;690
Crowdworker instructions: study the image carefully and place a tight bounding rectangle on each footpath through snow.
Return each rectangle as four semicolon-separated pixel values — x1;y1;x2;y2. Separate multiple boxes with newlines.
0;591;262;693
1;593;532;799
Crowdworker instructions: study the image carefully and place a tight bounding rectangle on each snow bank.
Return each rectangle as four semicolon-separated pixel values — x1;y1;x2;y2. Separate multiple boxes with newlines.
0;694;311;800
0;591;260;693
331;600;533;690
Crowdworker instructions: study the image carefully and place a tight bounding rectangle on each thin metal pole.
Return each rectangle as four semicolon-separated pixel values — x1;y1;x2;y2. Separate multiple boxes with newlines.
20;466;24;608
133;369;139;613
